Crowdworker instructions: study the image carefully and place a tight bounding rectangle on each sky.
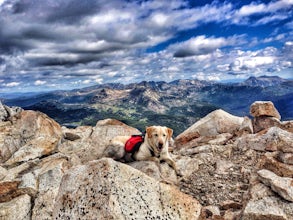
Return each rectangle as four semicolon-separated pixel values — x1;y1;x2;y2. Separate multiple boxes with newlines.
0;0;292;93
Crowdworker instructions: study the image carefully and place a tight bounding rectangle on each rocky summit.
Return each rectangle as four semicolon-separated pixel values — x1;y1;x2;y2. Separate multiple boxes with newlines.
0;100;292;220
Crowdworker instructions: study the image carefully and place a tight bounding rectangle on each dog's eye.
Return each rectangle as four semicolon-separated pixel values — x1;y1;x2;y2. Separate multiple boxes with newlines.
163;134;166;137
154;134;158;137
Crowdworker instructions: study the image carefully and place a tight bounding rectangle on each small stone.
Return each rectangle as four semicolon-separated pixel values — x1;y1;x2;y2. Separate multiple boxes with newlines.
277;152;293;165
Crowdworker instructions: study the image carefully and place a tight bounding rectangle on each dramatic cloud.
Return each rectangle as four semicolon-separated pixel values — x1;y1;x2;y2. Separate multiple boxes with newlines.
0;0;292;93
171;35;242;57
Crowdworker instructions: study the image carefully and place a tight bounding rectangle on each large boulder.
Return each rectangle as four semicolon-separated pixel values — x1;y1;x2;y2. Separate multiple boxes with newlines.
175;109;252;148
90;119;141;160
59;119;141;164
249;101;291;133
3;110;62;165
250;101;281;120
53;158;202;219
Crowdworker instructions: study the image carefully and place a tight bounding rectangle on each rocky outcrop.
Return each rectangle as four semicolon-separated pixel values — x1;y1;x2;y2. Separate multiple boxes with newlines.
257;169;293;202
59;118;140;165
236;126;293;152
0;101;22;122
250;101;292;133
53;158;201;219
0;100;292;219
175;109;253;148
0;109;62;165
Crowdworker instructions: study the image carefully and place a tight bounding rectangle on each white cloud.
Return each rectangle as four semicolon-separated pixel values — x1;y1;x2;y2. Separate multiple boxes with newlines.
82;79;91;84
237;0;293;16
34;80;46;85
0;0;5;6
149;13;170;27
241;56;276;68
267;0;293;12
237;3;266;16
170;35;242;57
217;64;230;72
255;14;288;25
5;82;20;87
285;41;293;46
233;0;293;25
171;35;227;57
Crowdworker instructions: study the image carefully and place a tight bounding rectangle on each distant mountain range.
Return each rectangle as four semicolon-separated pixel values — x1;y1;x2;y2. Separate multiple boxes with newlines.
2;75;293;136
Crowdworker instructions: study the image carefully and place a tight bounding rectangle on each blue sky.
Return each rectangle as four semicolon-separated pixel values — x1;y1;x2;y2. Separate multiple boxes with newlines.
0;0;292;93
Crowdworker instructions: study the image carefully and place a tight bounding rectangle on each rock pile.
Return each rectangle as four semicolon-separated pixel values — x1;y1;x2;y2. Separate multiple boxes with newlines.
0;100;292;219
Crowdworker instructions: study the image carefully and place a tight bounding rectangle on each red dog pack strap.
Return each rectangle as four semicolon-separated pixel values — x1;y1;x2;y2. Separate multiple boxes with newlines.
125;135;144;153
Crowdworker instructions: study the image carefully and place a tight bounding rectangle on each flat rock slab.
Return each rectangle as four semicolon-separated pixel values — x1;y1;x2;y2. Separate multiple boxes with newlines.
53;158;201;220
0;194;31;220
258;169;293;202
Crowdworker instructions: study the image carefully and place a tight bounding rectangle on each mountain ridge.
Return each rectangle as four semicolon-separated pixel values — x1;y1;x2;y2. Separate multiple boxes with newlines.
2;75;293;136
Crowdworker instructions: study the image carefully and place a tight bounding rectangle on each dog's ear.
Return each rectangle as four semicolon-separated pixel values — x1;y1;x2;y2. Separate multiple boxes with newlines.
167;127;173;139
146;126;154;138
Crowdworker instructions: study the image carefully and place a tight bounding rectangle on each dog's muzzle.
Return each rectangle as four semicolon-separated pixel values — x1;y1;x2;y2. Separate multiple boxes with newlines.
158;142;163;151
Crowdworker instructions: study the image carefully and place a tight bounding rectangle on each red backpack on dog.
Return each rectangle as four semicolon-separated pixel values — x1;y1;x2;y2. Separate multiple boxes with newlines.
125;135;144;153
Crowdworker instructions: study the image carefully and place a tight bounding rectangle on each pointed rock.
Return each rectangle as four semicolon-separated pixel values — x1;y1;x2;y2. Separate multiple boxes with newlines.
176;109;250;147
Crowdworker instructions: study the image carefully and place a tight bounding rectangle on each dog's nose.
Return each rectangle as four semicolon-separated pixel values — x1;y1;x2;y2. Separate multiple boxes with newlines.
158;142;163;150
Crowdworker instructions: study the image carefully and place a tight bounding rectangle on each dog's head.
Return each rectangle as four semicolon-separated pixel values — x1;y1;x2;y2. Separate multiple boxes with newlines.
146;126;173;152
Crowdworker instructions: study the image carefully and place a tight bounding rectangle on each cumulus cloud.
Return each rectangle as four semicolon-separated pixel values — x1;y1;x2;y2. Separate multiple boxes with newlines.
171;36;227;57
171;35;244;58
0;0;292;92
5;82;20;87
34;80;46;85
237;3;266;17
